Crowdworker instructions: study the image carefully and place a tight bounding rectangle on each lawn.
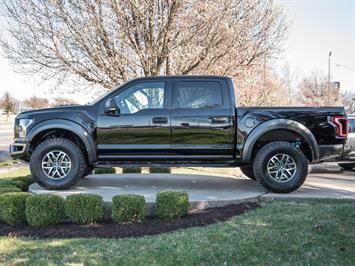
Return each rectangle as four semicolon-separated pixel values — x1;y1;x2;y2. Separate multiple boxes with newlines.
0;199;354;265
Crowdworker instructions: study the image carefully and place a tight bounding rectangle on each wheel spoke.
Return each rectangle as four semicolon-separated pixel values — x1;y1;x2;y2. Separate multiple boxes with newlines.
267;153;297;183
41;150;72;180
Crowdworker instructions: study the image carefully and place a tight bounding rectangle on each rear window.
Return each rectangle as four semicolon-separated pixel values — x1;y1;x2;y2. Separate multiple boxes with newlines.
173;81;223;109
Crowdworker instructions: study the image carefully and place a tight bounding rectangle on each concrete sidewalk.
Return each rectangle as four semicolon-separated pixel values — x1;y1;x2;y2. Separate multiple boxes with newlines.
29;168;355;215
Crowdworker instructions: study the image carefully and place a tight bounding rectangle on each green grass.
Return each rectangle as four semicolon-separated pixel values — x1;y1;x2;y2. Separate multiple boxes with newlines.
0;167;30;179
0;159;18;167
0;199;354;265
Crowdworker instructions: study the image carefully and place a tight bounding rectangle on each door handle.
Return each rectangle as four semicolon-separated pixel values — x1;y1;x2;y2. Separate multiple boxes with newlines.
210;116;229;124
152;117;168;124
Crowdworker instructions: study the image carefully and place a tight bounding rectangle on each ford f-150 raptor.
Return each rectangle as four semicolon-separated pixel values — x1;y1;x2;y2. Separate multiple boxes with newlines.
10;76;350;193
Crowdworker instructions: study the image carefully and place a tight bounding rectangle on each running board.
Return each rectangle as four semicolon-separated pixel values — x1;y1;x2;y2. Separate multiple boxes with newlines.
93;160;237;168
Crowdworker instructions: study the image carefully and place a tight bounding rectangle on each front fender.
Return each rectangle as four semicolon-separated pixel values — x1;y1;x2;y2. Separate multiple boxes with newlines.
241;119;319;162
26;119;97;163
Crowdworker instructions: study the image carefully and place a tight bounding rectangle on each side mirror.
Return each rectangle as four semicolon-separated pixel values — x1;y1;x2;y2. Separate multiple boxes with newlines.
104;99;120;115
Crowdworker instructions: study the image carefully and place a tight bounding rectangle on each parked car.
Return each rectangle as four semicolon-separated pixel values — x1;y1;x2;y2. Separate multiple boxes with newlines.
338;114;355;170
10;76;350;193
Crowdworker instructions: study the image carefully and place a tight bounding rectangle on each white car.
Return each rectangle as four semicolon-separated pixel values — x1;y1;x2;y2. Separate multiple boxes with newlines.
338;114;355;170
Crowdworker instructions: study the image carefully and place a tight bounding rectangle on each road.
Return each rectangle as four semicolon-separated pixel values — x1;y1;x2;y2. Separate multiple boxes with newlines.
0;120;13;159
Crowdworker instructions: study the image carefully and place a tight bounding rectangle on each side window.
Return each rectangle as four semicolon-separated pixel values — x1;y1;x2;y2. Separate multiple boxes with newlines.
114;82;165;114
349;119;355;133
173;81;223;109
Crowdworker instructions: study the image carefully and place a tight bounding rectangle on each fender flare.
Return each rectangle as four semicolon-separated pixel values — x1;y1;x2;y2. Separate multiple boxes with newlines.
26;119;97;163
241;119;319;162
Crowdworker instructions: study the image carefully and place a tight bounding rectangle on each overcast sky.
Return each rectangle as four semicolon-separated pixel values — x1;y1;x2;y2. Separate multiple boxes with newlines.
0;0;354;104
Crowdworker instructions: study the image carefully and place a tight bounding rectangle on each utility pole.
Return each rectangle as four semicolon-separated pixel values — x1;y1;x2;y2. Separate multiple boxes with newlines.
327;51;332;105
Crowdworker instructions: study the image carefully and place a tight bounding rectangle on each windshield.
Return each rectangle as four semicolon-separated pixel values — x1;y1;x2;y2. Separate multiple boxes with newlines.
89;81;128;105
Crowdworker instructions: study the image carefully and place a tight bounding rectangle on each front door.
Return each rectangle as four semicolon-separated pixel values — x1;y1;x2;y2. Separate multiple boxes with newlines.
96;81;171;160
170;79;234;160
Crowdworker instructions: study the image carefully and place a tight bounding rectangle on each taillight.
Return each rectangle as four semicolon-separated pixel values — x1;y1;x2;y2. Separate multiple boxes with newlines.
332;116;348;138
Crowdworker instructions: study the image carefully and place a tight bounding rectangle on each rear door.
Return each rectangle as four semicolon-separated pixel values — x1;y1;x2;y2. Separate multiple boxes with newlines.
170;78;234;160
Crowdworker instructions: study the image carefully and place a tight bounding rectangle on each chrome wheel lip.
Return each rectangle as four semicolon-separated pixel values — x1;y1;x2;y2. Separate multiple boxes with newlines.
41;150;72;180
267;153;297;183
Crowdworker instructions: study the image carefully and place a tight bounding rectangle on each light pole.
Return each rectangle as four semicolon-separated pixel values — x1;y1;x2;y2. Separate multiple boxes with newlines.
327;51;332;105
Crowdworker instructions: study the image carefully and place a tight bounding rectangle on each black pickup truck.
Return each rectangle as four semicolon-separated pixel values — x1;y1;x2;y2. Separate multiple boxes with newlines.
10;76;350;193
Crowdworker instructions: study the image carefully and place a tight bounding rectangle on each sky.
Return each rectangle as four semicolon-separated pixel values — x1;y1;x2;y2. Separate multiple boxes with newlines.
0;0;354;104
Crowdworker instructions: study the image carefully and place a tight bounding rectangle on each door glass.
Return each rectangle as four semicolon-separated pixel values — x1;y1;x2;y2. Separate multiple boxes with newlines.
173;81;223;109
114;82;165;114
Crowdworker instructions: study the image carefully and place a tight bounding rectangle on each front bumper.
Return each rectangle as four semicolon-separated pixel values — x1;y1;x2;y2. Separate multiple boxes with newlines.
9;141;29;159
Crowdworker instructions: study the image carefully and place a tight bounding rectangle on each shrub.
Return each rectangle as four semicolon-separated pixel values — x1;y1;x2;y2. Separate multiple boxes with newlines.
65;194;104;224
0;180;27;191
122;167;142;173
26;194;65;226
94;168;116;174
149;167;171;174
156;191;189;219
0;192;32;225
12;175;34;187
112;194;145;223
0;186;22;195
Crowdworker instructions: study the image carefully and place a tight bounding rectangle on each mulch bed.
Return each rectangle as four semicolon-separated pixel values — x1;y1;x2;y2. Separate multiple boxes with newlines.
0;202;260;239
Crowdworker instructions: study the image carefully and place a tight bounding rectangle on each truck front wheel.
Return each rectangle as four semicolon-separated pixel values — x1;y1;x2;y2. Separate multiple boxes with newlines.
30;138;86;190
253;141;308;193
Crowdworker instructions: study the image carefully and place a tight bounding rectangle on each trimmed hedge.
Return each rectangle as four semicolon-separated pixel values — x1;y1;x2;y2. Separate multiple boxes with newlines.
0;192;32;225
149;167;171;174
156;191;189;219
0;186;22;194
26;194;65;226
122;167;142;173
12;175;34;187
0;180;27;191
94;168;116;174
65;194;104;224
112;194;145;223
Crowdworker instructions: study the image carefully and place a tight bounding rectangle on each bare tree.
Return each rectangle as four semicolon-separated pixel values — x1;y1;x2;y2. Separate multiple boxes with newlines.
0;0;286;92
51;97;77;106
280;62;299;105
23;96;49;109
341;91;355;114
0;91;16;120
235;63;287;106
298;72;341;106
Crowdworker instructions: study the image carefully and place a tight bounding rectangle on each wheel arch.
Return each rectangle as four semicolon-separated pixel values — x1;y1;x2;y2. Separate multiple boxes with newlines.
241;119;319;162
27;119;97;163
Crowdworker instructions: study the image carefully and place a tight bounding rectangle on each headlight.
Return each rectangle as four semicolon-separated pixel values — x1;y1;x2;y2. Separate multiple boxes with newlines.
16;119;34;138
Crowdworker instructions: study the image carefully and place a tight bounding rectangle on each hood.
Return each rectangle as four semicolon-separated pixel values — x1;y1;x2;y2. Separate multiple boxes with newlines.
17;104;93;119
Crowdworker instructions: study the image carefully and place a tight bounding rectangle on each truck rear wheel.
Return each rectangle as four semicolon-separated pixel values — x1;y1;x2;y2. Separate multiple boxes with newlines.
30;138;86;190
253;141;308;193
239;166;256;180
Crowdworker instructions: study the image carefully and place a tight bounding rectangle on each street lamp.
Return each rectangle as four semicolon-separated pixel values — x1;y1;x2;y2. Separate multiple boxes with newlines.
327;51;332;105
336;64;355;71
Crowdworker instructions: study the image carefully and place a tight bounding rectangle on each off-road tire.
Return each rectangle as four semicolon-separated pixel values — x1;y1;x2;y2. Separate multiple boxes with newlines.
30;138;86;190
239;165;256;180
253;141;308;193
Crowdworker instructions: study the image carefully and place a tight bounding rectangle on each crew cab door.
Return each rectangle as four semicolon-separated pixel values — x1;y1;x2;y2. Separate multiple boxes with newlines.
96;81;171;159
170;79;234;159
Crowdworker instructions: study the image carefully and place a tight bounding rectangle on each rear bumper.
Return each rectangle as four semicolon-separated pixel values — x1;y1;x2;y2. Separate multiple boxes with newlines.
9;141;29;159
318;144;348;162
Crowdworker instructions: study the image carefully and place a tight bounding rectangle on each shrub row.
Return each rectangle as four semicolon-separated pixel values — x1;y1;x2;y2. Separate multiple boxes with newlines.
0;191;189;226
94;168;116;174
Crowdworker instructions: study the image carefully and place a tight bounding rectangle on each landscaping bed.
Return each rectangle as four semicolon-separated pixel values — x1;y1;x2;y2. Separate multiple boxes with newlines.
0;202;259;238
